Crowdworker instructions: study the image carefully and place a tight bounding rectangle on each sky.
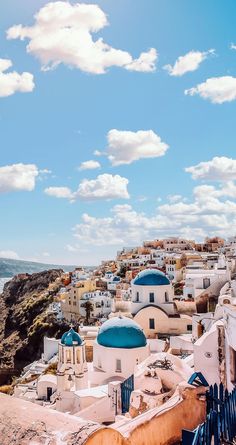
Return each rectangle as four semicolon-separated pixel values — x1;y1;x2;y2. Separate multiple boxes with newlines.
1;0;236;265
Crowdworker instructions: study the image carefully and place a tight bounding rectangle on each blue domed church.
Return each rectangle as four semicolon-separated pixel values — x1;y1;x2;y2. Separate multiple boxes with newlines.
131;269;191;338
93;316;149;380
56;327;88;411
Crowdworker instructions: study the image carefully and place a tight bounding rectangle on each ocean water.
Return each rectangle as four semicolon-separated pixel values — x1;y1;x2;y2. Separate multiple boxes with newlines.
0;278;10;293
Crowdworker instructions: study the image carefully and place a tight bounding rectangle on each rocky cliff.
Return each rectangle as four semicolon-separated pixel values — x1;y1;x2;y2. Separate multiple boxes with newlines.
0;269;69;385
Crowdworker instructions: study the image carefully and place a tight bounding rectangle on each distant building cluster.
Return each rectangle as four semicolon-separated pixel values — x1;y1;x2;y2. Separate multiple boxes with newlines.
9;235;236;444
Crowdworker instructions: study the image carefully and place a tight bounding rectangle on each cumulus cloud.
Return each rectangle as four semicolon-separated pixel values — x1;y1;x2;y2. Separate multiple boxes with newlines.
167;194;184;203
125;48;157;72
0;250;19;260
71;180;236;247
0;163;39;193
164;49;214;76
230;43;236;50
73;204;156;246
44;186;74;200
107;129;168;166
44;173;129;201
186;156;236;181
185;76;236;103
7;1;157;74
76;174;129;200
79;160;101;171
0;58;34;97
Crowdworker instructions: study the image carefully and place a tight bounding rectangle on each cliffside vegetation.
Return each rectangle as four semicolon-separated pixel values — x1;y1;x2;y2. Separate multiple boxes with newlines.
0;269;70;385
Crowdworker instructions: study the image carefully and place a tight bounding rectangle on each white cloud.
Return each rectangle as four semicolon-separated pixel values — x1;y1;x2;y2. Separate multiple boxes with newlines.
185;76;236;104
163;49;214;76
44;186;74;200
167;194;183;203
76;174;129;200
0;58;34;97
230;43;236;50
0;163;39;193
44;173;129;201
71;180;236;247
107;129;168;166
93;150;104;156
125;48;157;72
0;250;19;260
186;156;236;181
7;1;157;74
193;182;236;200
73;204;155;246
79;160;101;171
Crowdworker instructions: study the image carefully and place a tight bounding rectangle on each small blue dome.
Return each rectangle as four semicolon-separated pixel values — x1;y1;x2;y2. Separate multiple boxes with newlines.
133;269;170;286
61;328;83;346
97;316;147;349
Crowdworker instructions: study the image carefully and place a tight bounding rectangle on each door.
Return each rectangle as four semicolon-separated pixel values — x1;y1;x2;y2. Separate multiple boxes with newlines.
47;387;53;401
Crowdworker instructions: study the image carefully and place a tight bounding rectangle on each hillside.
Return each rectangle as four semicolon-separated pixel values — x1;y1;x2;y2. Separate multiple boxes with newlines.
0;269;70;385
0;257;77;278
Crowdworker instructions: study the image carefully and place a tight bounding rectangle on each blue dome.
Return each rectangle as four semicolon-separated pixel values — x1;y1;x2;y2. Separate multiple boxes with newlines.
61;328;83;346
97;316;147;349
133;269;170;286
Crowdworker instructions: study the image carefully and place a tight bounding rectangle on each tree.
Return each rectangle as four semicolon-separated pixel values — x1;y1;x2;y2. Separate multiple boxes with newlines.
84;300;93;325
117;264;128;278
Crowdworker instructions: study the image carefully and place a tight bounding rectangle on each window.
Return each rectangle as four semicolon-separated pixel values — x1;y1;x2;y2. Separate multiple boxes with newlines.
116;359;122;372
187;324;192;331
149;292;154;303
47;387;53;401
136;292;139;302
208;297;216;312
149;318;155;329
203;278;210;289
164;292;169;302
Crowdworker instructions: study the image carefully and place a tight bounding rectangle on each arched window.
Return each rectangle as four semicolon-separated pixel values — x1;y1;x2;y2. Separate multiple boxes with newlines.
164;292;169;302
116;359;122;372
66;349;71;363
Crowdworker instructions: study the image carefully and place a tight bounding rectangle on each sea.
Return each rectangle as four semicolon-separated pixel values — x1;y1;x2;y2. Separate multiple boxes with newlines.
0;277;10;293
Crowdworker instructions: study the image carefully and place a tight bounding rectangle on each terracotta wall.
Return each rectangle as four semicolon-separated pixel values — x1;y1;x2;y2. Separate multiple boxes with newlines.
86;385;206;445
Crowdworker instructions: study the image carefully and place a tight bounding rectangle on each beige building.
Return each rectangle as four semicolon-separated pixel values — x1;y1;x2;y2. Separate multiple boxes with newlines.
134;306;192;339
131;269;193;338
61;280;96;322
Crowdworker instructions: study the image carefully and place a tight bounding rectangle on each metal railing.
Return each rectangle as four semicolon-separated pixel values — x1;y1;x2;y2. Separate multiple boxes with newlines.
182;383;236;445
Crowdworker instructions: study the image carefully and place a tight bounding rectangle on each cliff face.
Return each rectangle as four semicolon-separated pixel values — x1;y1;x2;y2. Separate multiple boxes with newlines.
0;269;69;384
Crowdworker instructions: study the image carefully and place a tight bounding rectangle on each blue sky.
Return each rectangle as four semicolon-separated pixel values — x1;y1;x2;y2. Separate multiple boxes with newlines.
1;0;236;265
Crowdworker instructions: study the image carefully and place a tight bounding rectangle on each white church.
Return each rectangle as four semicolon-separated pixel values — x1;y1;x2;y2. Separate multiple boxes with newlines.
131;269;192;338
38;316;150;415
